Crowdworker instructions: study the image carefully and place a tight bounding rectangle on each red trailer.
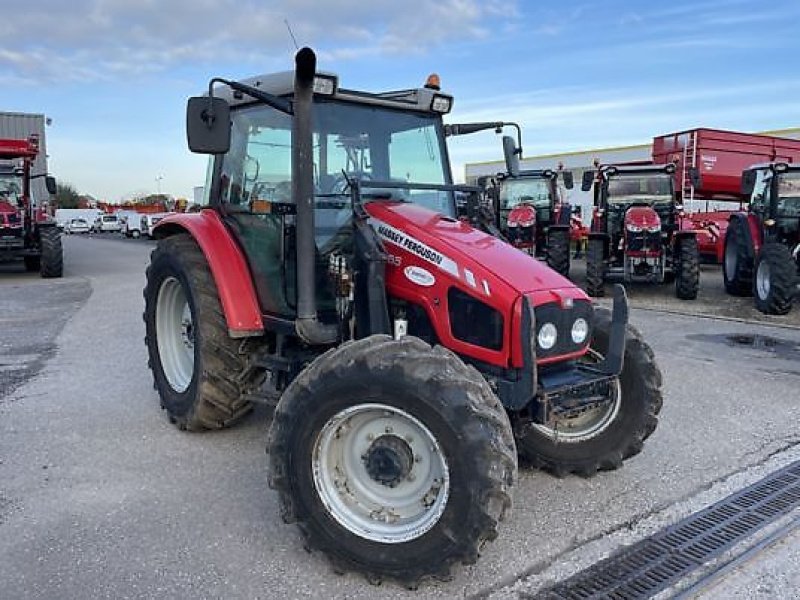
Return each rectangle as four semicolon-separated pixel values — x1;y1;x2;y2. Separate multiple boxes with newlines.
652;128;800;263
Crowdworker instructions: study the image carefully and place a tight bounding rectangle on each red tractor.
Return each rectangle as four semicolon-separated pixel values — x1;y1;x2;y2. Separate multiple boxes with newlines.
143;48;662;585
0;135;61;277
581;163;699;299
724;162;800;314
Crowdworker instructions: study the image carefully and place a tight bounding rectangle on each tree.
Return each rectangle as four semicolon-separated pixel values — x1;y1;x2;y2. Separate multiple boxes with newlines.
55;182;81;209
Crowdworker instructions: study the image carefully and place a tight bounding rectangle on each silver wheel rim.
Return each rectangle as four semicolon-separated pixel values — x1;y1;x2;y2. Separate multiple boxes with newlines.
530;349;621;442
312;403;450;544
156;277;194;393
756;259;771;300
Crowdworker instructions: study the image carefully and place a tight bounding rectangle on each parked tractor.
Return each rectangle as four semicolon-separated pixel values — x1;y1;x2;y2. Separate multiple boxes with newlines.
724;162;800;314
143;48;663;585
581;163;699;299
0;136;61;277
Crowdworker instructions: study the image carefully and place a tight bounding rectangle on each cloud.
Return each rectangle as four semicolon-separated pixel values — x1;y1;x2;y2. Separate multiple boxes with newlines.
0;0;518;84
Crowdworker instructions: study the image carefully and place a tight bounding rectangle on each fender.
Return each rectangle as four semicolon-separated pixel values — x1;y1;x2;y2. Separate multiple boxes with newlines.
154;210;264;337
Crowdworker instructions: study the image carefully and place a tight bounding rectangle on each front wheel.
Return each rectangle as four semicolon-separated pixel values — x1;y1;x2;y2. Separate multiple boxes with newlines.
546;227;571;277
143;233;263;430
753;243;795;315
586;237;606;297
513;308;663;477
723;219;753;296
268;335;517;586
674;235;700;300
39;227;63;278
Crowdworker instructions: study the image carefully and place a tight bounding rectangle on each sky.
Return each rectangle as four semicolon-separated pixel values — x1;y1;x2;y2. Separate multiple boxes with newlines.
2;0;800;202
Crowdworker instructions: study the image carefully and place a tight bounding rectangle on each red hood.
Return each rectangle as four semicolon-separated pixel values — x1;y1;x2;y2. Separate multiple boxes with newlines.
0;200;18;214
364;201;580;297
625;205;661;229
507;204;537;228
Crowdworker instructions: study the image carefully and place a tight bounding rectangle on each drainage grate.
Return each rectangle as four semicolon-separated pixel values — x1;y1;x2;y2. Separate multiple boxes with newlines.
533;460;800;600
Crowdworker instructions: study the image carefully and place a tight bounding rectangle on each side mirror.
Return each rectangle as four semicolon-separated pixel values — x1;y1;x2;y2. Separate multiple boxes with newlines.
687;166;701;189
581;170;595;192
741;169;756;195
562;171;574;189
45;176;57;195
502;135;519;177
186;96;231;154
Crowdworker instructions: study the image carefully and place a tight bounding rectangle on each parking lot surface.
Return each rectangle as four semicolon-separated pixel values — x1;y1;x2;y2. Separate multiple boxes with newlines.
0;235;798;599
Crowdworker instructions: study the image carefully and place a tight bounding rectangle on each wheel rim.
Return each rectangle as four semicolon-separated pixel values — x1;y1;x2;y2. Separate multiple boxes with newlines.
530;349;621;442
312;403;450;544
156;277;195;393
756;258;771;300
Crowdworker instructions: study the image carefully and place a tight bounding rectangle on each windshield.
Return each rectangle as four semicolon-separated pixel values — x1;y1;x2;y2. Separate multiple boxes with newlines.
219;99;453;218
777;172;800;217
606;174;673;205
499;178;552;210
0;172;23;204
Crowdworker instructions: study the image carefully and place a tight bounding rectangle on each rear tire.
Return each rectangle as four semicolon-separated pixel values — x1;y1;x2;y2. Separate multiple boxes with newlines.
143;233;263;430
39;227;63;278
586;237;605;297
723;219;753;296
268;335;517;586
546;227;571;277
753;243;795;315
514;308;662;477
675;235;700;300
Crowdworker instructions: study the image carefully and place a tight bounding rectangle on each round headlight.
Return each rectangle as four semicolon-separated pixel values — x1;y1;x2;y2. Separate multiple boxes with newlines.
537;322;557;350
571;318;589;344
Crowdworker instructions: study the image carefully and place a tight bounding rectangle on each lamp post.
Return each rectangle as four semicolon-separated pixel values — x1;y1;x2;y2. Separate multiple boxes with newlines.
155;175;164;195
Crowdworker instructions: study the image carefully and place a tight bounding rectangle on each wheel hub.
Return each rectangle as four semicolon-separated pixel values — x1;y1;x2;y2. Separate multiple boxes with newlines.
363;435;413;487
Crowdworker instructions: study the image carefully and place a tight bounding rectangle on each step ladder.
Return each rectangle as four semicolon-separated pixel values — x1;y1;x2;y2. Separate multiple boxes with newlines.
681;130;697;206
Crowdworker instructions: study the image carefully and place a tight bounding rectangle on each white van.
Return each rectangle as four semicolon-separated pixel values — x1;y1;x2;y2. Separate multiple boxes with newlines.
92;214;122;233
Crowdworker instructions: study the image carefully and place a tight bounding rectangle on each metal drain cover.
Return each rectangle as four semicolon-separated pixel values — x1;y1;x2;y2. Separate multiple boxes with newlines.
534;460;800;599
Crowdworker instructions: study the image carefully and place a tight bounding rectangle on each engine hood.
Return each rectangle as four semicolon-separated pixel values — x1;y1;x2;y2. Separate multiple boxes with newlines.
364;201;579;296
625;205;661;229
507;204;537;228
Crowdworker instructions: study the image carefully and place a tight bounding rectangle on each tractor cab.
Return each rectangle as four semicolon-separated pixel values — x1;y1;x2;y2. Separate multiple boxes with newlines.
743;163;800;244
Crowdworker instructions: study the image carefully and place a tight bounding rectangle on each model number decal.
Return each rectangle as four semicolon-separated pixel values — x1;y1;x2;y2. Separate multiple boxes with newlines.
370;219;459;278
403;266;436;287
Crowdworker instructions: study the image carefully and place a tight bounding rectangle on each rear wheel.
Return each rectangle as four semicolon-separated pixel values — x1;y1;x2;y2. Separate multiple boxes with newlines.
39;227;63;278
675;235;700;300
586;237;605;297
753;243;795;315
514;308;662;477
268;335;517;586
132;229;141;239
546;227;570;277
143;233;263;430
723;219;753;296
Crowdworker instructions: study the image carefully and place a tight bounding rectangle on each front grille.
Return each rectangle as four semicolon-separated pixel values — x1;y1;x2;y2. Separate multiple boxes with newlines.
626;230;661;252
533;299;593;360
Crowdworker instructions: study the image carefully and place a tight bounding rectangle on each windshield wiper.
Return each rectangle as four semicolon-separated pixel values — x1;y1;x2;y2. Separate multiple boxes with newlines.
209;78;292;115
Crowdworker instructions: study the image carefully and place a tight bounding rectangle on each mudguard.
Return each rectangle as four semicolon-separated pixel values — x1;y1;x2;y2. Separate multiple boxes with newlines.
153;210;264;337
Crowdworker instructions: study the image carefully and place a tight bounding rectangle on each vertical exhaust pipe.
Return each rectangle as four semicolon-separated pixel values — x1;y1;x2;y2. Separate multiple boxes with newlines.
293;47;338;345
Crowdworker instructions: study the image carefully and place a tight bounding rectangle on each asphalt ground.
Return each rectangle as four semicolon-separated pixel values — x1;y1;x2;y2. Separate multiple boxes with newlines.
0;234;798;599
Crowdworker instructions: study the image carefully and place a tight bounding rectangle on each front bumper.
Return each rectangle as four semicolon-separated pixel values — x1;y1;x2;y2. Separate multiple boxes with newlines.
496;284;628;413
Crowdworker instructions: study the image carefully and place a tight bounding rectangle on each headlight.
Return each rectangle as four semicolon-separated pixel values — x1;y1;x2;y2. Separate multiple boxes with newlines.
626;224;642;233
537;322;557;350
646;225;661;233
313;75;337;96
571;318;589;344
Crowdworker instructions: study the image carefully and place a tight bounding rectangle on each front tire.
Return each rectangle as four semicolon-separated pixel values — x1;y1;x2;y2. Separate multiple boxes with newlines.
723;219;753;296
675;235;700;300
143;233;263;430
268;335;517;586
39;227;63;278
753;243;795;315
514;308;663;477
546;227;571;277
586;237;606;297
